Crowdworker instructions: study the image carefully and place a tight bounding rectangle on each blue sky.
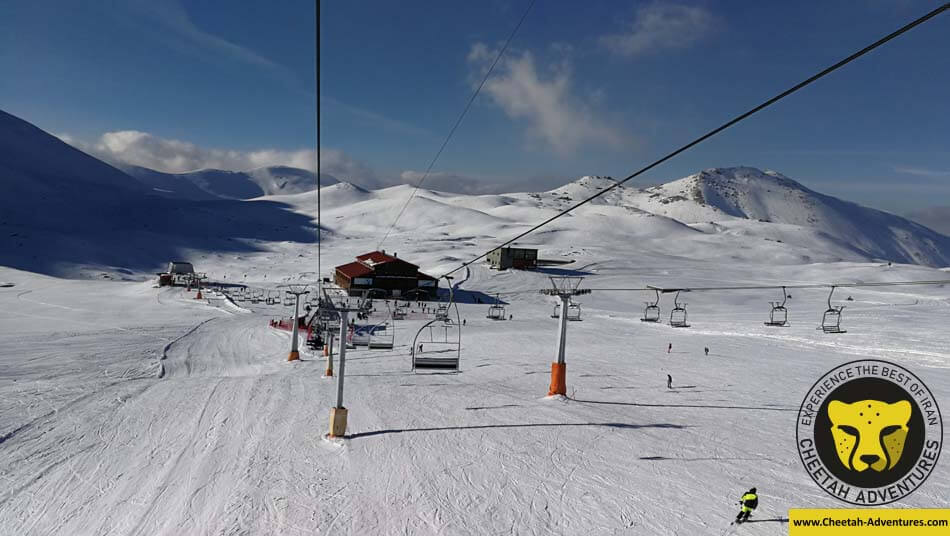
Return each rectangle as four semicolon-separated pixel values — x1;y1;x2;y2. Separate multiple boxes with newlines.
2;1;948;213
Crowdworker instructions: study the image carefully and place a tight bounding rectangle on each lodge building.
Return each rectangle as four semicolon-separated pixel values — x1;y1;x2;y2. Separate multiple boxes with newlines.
487;246;538;270
334;251;438;299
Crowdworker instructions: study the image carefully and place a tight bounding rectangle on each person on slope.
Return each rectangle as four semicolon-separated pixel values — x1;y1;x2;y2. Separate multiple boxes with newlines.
735;487;758;524
704;347;709;356
667;342;672;354
667;374;672;390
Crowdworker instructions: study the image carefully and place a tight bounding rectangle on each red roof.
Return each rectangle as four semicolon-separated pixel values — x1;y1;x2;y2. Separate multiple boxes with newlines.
335;261;373;278
355;251;417;268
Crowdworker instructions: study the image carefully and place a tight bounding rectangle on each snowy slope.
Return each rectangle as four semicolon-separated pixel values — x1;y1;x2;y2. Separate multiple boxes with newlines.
123;164;330;200
0;110;145;193
0;110;317;277
2;254;949;535
625;167;950;266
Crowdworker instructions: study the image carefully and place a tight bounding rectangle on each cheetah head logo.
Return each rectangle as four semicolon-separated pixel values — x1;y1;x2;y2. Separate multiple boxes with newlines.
828;399;911;472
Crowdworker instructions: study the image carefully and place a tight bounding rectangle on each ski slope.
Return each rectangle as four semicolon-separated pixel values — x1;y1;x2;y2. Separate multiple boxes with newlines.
1;248;948;535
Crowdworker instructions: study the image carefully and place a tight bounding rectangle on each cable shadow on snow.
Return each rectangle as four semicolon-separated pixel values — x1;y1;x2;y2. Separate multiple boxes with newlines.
347;422;686;439
532;266;594;277
638;456;770;462
744;518;789;523
570;398;797;412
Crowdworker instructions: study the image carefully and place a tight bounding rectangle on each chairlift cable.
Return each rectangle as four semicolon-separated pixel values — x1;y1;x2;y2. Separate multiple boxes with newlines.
315;0;322;296
583;279;950;292
375;0;538;251
439;3;950;278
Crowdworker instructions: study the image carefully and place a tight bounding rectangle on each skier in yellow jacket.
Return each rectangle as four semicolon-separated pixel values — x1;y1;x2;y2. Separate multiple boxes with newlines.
736;488;758;523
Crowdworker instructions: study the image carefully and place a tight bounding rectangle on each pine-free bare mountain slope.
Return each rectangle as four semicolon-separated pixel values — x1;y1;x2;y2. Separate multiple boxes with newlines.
603;167;950;267
122;164;331;200
0;110;317;277
3;108;948;279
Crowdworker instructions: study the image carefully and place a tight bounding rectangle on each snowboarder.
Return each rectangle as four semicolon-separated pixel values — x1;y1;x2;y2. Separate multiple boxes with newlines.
667;342;672;354
704;347;709;356
735;487;758;524
667;374;672;389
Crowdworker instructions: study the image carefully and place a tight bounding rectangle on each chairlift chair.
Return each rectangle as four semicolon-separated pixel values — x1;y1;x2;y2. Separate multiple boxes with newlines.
764;286;789;327
567;301;582;321
550;299;582;320
368;323;395;349
412;319;461;371
669;290;690;328
821;286;847;334
349;324;373;346
487;304;506;320
412;276;461;372
641;288;661;322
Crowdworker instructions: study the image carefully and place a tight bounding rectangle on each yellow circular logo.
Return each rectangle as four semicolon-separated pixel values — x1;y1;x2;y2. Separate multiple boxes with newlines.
797;359;942;505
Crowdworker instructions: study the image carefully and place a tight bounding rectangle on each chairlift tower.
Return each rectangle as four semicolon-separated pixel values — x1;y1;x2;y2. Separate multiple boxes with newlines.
278;284;310;361
539;276;590;396
193;272;207;300
324;300;363;438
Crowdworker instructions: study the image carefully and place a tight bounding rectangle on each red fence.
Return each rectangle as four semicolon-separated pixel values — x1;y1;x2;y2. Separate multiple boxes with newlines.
269;318;312;338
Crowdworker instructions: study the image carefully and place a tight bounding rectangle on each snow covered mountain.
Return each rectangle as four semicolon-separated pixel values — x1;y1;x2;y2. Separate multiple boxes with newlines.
123;164;330;200
2;109;949;278
0;110;317;277
623;167;950;267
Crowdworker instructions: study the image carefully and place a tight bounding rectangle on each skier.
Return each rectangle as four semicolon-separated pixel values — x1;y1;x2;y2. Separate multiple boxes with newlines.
667;342;672;354
462;319;466;326
735;487;758;524
704;347;709;356
667;374;672;389
418;343;424;354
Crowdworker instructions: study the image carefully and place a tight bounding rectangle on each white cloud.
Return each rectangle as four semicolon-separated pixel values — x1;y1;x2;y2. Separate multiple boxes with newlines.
895;166;950;178
59;130;378;185
397;170;569;194
399;170;504;194
601;3;716;58
468;44;629;155
126;0;287;73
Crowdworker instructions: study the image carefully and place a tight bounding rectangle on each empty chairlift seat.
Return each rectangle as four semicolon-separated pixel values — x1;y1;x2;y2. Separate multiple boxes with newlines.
669;290;689;328
764;286;789;327
820;286;846;334
487;304;506;320
368;323;394;349
412;319;461;371
348;324;373;346
551;300;583;321
641;289;661;322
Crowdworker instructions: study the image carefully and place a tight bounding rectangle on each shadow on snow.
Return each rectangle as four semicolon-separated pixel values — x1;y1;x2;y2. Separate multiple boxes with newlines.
347;421;686;439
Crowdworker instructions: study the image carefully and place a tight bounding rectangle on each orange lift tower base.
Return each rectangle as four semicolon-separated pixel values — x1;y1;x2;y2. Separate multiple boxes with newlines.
540;277;589;397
